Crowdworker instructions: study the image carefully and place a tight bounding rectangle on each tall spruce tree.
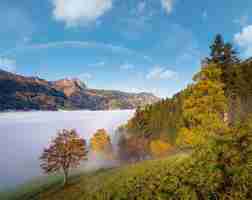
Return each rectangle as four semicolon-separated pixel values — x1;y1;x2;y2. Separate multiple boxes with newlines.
207;34;225;64
206;34;239;88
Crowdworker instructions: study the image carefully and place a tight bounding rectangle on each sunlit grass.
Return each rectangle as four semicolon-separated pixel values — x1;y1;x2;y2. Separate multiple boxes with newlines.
1;153;189;200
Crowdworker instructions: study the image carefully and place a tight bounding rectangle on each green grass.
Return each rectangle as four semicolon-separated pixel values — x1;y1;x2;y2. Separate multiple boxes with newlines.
2;153;189;200
0;174;66;200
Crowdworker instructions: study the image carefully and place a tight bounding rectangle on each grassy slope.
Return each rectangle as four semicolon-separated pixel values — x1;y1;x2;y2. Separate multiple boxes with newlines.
2;153;189;200
0;175;65;200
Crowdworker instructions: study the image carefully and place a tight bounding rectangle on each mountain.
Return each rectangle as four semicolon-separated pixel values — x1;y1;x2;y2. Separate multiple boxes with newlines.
0;69;159;111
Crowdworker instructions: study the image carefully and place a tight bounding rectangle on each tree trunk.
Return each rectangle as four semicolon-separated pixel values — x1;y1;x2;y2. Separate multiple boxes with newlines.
63;168;69;186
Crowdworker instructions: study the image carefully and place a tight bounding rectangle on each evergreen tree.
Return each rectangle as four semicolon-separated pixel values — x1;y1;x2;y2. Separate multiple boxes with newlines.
205;34;240;91
207;34;225;65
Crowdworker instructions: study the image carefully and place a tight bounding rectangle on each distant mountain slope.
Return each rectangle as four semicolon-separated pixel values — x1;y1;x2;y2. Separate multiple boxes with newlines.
0;70;159;111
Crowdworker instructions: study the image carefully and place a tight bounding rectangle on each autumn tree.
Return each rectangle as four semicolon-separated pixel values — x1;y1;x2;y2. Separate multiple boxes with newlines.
121;136;149;162
90;129;113;159
175;58;252;198
127;106;151;138
150;139;173;158
40;129;88;185
176;63;228;147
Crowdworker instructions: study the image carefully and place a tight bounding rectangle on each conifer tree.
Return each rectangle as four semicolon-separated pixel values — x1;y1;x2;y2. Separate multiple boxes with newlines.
207;34;225;65
205;34;239;92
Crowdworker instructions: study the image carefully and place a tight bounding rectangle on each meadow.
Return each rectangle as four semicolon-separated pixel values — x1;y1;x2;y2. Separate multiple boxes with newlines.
1;153;189;200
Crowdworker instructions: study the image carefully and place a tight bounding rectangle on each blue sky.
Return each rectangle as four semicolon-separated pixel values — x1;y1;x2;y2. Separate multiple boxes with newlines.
0;0;252;97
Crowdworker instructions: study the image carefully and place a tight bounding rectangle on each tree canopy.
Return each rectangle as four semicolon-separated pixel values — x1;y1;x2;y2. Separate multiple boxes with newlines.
90;129;113;159
40;129;88;185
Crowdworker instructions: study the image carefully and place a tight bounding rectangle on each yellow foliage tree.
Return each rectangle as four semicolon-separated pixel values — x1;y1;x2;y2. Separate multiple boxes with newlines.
90;129;113;159
177;64;229;147
150;140;173;158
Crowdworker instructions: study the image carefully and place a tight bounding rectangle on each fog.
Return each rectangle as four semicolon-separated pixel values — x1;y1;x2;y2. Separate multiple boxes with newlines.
0;110;134;191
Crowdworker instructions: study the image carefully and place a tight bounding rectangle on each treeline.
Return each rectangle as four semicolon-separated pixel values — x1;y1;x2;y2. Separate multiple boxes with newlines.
116;93;185;161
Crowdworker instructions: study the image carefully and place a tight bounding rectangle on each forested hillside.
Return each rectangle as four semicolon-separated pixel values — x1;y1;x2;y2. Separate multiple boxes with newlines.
113;35;252;199
117;34;252;159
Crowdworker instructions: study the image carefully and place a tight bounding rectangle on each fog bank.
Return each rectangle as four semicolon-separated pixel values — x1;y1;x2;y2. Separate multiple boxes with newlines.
0;110;134;190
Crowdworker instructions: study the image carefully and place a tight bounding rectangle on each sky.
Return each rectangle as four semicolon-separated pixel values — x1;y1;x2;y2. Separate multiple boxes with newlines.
0;0;252;97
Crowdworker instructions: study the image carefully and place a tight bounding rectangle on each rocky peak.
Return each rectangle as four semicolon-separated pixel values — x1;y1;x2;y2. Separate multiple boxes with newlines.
52;78;87;96
71;78;87;89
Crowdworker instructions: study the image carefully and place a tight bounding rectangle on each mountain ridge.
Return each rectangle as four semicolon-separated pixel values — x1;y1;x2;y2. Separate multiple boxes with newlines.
0;69;159;111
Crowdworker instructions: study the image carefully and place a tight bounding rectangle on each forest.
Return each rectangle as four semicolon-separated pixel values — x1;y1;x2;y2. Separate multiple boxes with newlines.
112;34;252;199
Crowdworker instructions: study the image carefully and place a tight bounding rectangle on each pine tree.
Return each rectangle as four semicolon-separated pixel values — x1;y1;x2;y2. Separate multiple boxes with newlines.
207;34;225;65
205;34;239;90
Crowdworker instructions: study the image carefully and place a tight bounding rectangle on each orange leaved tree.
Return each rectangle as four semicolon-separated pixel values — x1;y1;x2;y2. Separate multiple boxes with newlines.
40;129;88;185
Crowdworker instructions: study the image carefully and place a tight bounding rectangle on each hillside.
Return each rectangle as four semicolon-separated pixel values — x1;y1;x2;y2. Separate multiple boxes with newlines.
0;70;159;111
112;36;252;199
1;153;189;200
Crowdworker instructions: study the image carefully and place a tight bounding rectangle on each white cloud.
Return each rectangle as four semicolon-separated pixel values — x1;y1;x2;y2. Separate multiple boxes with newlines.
202;10;208;20
52;0;113;27
161;0;174;14
234;25;252;57
0;58;16;72
146;66;178;80
233;15;249;27
137;1;146;14
120;63;134;70
126;87;159;95
23;36;31;44
89;61;105;67
78;72;93;80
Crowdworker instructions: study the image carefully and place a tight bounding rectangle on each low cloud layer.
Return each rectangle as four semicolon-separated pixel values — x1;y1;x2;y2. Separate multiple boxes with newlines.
120;63;135;70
